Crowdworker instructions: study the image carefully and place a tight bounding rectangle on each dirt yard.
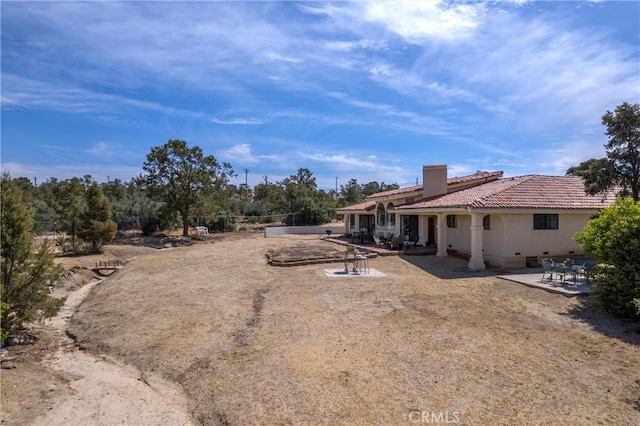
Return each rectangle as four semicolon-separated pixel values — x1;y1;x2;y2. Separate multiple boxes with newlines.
2;232;639;425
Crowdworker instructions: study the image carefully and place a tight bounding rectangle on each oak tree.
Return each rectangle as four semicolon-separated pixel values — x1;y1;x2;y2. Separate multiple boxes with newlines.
141;140;235;236
567;102;640;201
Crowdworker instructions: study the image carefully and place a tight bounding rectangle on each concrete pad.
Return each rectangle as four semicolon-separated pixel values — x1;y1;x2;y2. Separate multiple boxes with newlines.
498;273;593;296
323;268;386;278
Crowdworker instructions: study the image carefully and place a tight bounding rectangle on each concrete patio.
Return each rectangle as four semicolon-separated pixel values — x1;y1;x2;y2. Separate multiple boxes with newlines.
497;273;593;296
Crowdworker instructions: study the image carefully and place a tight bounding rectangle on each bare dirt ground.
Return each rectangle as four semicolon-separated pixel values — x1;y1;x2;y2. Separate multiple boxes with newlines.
2;232;640;425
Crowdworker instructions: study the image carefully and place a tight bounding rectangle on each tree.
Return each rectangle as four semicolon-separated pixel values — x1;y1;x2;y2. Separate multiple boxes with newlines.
1;175;64;338
575;197;640;319
141;139;235;236
279;168;334;225
78;183;118;252
361;181;400;197
53;177;88;245
567;102;640;201
340;179;363;205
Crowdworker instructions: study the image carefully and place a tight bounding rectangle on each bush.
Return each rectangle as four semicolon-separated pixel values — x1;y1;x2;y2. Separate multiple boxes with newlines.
208;212;236;232
1;302;9;343
575;197;640;319
1;177;65;334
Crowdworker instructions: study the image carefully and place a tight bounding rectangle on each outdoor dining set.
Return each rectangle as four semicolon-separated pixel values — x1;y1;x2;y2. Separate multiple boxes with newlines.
350;229;419;251
540;258;594;285
343;245;370;274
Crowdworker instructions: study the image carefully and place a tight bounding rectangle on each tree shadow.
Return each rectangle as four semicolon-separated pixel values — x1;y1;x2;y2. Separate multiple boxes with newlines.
561;296;640;346
398;252;512;280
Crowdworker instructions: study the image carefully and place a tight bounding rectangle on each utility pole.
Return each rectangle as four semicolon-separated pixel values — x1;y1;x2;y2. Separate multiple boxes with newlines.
244;168;249;205
335;177;338;200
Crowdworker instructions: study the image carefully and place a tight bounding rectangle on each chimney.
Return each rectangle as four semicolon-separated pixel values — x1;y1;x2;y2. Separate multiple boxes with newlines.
422;164;448;199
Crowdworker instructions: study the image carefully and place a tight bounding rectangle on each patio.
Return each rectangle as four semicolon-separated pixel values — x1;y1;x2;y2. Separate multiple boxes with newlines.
497;273;594;296
326;235;437;256
327;235;593;296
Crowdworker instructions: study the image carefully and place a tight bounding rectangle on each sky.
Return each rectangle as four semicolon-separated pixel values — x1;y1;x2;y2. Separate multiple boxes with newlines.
1;0;639;192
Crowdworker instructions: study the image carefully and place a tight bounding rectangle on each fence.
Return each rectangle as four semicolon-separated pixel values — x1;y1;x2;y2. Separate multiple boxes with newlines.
264;225;344;237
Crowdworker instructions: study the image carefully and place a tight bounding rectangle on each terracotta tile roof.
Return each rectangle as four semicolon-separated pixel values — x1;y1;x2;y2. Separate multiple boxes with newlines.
336;200;376;212
367;184;423;199
447;171;504;186
397;175;617;210
366;171;504;200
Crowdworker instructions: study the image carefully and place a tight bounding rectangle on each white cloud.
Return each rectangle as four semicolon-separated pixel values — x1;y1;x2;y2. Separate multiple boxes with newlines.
211;118;264;125
361;1;484;43
325;39;387;52
263;51;303;64
87;142;116;158
2;75;203;118
221;144;257;163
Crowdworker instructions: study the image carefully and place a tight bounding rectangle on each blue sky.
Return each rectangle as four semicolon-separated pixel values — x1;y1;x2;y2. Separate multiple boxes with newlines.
1;1;639;191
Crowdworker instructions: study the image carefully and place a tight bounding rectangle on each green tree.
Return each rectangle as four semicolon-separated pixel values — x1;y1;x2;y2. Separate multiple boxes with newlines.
141;139;235;236
361;181;400;197
1;175;64;337
340;179;364;205
567;102;640;201
280;168;335;225
78;183;118;252
575;197;640;319
53;177;88;245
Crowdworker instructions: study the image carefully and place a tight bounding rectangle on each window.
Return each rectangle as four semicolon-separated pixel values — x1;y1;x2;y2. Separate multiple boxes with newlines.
377;204;386;227
533;214;558;230
446;214;457;228
387;203;396;226
483;215;490;230
349;214;355;229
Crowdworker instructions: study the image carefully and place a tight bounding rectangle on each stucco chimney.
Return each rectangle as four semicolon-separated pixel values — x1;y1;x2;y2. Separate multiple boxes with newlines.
422;164;448;199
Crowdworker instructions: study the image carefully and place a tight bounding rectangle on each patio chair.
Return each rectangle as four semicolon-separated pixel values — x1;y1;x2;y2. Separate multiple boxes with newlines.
552;261;568;282
540;258;555;281
343;245;357;273
408;236;419;250
578;261;596;284
354;250;370;274
389;236;400;250
372;234;385;248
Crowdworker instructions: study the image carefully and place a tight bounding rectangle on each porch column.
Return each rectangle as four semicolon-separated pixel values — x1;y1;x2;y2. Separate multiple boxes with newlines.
344;214;349;234
468;213;485;271
436;213;447;257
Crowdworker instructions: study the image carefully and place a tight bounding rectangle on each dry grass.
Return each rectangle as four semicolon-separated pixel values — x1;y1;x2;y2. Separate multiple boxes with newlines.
3;233;639;425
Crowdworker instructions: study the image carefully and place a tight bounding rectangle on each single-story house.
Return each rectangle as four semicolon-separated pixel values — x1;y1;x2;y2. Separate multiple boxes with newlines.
336;164;617;270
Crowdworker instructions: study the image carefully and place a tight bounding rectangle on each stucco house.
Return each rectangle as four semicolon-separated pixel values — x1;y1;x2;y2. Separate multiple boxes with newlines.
336;164;617;270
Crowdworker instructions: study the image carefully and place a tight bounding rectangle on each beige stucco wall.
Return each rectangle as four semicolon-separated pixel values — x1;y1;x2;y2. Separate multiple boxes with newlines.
500;213;588;257
482;214;503;265
445;214;470;253
431;211;592;268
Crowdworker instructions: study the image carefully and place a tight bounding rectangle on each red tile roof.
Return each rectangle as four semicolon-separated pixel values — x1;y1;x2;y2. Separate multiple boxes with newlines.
336;200;376;212
447;171;504;186
397;175;617;210
366;171;504;200
367;184;423;199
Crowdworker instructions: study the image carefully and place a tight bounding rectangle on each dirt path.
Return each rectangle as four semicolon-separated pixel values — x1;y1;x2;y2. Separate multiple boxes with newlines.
27;274;194;426
0;240;195;426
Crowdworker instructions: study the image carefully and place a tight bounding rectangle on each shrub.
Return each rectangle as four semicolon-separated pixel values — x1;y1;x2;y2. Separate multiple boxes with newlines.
1;177;65;334
575;197;640;319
